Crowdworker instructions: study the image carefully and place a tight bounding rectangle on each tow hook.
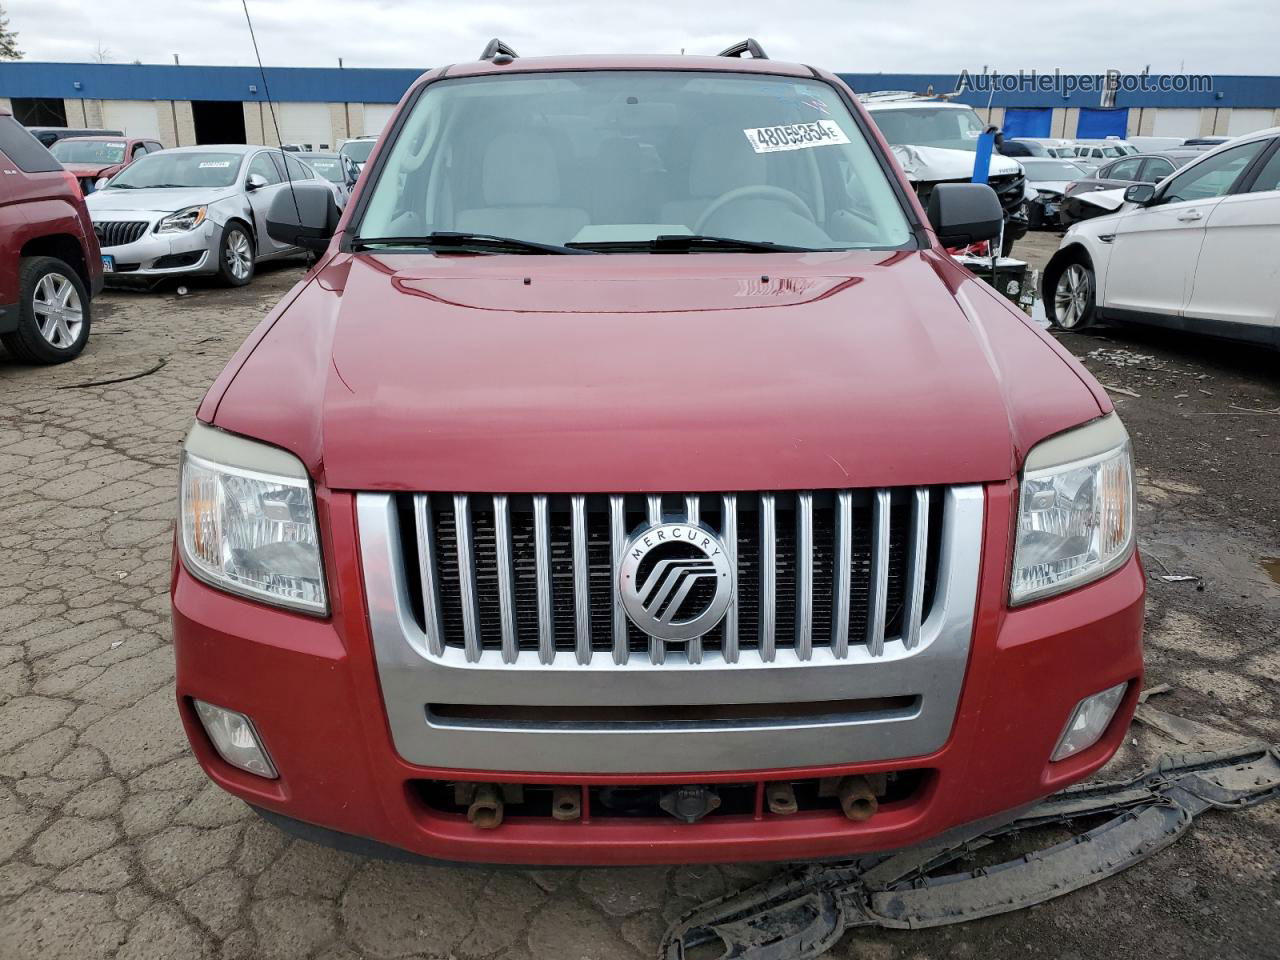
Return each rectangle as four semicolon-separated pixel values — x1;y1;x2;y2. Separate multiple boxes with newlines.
836;775;879;821
465;784;504;829
766;782;799;815
659;785;722;823
551;785;582;821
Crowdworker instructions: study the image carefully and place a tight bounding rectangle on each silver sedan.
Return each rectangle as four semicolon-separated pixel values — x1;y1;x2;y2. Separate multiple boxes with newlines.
86;144;323;286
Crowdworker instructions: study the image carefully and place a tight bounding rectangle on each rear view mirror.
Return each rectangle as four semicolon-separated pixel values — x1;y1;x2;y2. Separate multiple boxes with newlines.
927;182;1004;247
1123;183;1157;205
266;182;340;251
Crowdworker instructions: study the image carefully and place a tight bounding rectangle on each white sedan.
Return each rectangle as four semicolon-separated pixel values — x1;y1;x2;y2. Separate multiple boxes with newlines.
1043;128;1280;347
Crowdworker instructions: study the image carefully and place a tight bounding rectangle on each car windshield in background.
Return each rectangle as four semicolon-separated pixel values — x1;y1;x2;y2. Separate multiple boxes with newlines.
341;140;376;163
106;152;244;189
357;71;914;252
301;156;344;182
1024;160;1087;181
50;139;127;164
870;106;985;152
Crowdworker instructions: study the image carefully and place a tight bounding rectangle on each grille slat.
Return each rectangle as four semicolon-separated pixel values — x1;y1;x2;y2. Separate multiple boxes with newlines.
721;494;739;664
533;496;554;664
94;220;148;248
403;489;944;666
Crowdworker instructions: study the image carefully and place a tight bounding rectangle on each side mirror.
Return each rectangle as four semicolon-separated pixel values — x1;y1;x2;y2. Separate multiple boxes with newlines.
94;177;109;191
1123;183;1157;205
927;182;1004;247
266;181;339;251
246;173;269;192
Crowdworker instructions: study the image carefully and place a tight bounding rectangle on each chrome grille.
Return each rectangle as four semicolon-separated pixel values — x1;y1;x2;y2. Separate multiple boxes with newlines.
93;220;149;247
396;490;943;667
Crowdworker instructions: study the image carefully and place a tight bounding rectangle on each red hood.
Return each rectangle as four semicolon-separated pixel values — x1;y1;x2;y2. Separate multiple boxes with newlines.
206;249;1106;492
64;162;119;178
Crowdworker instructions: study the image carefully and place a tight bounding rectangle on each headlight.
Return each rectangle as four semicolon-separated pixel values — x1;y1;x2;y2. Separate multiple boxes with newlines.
157;205;208;233
1011;413;1134;605
178;422;327;614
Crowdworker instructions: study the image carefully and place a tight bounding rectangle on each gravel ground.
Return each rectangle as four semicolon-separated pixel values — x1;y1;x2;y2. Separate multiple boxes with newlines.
0;245;1277;960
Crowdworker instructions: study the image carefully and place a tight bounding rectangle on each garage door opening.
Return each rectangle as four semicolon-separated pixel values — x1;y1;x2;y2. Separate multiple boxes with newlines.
191;101;247;145
10;97;67;127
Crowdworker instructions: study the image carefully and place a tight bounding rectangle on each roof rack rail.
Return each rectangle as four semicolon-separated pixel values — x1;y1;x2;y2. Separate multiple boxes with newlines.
717;38;768;60
480;38;519;62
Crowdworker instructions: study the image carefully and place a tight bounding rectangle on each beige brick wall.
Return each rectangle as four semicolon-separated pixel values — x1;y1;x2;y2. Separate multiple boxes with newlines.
982;106;1004;128
1126;109;1142;138
1137;108;1155;136
173;101;196;146
328;102;351;147
0;97;11;114
242;102;276;146
1052;108;1078;138
1199;107;1218;136
157;101;178;148
345;102;365;143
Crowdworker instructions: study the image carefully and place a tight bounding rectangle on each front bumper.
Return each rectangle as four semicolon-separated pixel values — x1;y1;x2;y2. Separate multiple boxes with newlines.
98;218;220;279
173;482;1145;866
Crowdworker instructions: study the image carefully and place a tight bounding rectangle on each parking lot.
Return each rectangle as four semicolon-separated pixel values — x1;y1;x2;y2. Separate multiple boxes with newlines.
0;239;1277;960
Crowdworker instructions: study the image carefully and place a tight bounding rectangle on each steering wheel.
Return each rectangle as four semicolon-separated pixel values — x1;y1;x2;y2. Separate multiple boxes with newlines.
694;185;814;234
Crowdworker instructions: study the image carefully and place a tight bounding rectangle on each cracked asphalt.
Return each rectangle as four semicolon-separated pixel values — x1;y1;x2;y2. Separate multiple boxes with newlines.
1;246;1277;960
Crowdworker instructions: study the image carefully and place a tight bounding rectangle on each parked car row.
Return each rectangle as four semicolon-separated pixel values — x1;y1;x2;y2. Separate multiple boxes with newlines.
1;113;380;364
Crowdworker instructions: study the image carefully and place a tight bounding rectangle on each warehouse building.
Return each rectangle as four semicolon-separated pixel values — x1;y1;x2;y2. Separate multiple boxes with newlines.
2;62;1279;147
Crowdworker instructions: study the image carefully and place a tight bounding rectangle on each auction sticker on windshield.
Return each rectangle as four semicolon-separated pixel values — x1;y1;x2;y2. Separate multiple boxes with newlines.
744;121;850;154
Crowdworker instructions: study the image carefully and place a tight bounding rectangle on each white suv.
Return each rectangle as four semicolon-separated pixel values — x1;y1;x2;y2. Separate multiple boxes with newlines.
1044;128;1280;347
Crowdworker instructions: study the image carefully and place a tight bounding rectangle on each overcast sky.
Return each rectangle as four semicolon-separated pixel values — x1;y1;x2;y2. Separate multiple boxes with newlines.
6;0;1277;75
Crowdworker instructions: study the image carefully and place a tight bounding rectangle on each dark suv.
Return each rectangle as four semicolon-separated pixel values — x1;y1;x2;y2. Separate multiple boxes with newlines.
0;109;102;363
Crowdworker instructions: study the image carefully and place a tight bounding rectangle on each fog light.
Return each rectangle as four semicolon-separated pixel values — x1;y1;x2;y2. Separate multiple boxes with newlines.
193;700;277;778
1051;682;1127;761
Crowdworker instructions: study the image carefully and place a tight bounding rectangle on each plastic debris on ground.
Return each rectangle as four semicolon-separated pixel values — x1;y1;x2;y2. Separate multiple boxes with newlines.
660;739;1280;960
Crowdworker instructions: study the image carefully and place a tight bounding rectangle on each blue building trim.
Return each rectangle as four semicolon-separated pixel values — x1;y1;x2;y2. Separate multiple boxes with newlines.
0;62;425;104
1;62;1278;109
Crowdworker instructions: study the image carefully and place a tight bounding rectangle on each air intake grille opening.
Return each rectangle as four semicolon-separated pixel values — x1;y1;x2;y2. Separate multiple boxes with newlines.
395;489;944;666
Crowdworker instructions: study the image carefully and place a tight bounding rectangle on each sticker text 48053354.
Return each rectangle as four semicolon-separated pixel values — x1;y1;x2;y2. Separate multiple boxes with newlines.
743;121;851;154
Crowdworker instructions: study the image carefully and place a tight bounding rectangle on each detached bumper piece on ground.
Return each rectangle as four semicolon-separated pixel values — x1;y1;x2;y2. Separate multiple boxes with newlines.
661;743;1280;960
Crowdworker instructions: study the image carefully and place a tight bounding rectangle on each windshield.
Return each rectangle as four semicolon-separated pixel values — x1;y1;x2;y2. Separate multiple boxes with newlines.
358;71;913;251
341;140;375;163
301;155;343;182
107;151;244;189
869;105;985;152
51;139;126;164
1024;160;1086;181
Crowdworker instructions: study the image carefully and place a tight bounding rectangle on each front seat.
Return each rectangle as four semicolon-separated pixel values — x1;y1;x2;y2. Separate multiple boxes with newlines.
659;125;768;229
457;130;588;245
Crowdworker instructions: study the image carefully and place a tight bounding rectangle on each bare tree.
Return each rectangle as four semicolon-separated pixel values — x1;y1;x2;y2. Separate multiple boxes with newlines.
92;40;112;63
0;5;22;60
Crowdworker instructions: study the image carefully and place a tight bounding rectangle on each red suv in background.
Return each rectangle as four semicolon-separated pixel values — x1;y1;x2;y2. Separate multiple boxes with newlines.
0;109;102;364
50;135;166;195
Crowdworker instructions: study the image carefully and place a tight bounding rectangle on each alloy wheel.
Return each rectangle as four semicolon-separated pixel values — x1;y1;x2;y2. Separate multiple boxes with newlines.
32;272;84;349
226;230;253;281
1054;263;1092;329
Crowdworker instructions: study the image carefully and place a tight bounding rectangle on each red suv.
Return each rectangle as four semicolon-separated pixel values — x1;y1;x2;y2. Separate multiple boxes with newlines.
49;135;166;195
0;109;102;363
173;47;1144;866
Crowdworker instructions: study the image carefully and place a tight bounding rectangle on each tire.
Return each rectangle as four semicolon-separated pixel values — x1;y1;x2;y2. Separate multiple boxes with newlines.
0;256;91;364
1049;257;1096;330
217;222;255;287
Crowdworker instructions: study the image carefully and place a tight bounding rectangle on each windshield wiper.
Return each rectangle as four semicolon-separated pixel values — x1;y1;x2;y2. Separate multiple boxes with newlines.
571;234;819;254
352;232;594;255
